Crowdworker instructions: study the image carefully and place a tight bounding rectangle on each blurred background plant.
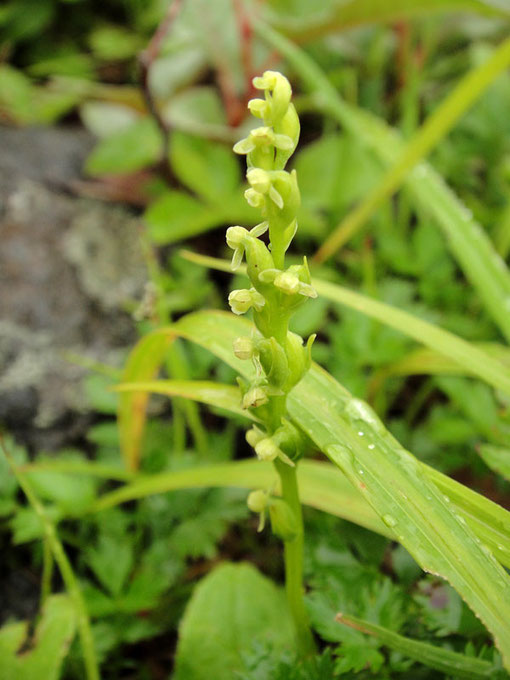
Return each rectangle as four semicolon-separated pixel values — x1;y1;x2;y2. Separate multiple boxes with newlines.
1;0;510;678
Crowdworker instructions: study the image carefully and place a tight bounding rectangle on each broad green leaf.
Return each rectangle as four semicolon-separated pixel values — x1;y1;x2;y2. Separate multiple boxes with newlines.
267;0;510;41
115;379;259;421
179;250;510;398
25;455;97;514
335;612;496;679
257;23;510;343
478;444;510;482
170;132;240;203
118;329;175;470
85;117;162;175
168;311;510;668
144;191;255;245
0;595;76;680
174;562;295;680
162;86;236;142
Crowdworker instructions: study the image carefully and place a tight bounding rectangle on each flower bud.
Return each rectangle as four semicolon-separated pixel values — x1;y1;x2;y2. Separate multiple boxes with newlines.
248;98;270;119
247;489;268;513
274;271;300;295
226;226;248;250
233;336;254;360
247;168;271;194
228;288;265;315
242;386;269;409
246;425;266;448
244;188;265;208
254;437;280;462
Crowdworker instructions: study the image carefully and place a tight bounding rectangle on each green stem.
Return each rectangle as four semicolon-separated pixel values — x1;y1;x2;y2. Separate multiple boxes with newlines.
274;459;315;657
40;536;53;608
4;454;100;680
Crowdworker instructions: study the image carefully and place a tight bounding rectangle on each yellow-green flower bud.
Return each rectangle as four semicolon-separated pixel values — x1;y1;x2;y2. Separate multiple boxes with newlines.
244;188;265;208
226;226;248;250
233;336;254;360
247;168;271;194
254;437;280;462
274;271;300;295
247;489;268;513
228;288;265;315
248;98;270;120
242;386;269;409
253;70;292;124
246;425;266;448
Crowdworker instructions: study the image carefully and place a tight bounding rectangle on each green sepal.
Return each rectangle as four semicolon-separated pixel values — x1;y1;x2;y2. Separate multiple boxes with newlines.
257;337;290;389
269;498;298;541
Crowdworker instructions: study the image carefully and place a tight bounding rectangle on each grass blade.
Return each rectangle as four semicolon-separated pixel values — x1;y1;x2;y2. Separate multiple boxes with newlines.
270;0;509;42
179;250;510;397
335;613;495;679
313;34;510;261
115;379;259;421
478;444;510;482
118;329;175;470
256;23;510;343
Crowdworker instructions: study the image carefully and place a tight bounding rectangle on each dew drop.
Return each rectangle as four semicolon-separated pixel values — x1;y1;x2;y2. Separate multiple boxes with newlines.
345;398;384;434
368;443;375;450
383;514;397;528
357;430;364;437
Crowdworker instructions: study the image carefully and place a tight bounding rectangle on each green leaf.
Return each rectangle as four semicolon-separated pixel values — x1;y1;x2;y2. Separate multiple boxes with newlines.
25;454;97;514
86;534;133;598
170;132;240;203
162;86;235;142
0;595;76;680
335;612;495;679
117;329;175;470
478;444;510;482
85;118;162;175
179;250;510;398
115;379;259;421
144;191;223;245
268;0;510;41
174;562;295;680
168;311;510;669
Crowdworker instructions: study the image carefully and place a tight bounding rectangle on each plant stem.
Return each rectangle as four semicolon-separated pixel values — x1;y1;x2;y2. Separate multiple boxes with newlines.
1;444;100;680
274;458;315;657
40;536;53;608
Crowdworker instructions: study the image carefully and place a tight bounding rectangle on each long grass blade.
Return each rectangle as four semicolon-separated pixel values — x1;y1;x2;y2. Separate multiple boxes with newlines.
335;613;495;679
179;250;510;397
313;35;510;261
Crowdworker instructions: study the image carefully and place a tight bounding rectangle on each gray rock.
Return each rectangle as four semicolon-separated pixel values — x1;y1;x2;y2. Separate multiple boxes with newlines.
0;126;147;449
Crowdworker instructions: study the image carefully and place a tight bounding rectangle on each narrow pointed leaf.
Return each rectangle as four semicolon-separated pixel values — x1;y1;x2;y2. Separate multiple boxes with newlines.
335;612;496;679
115;379;258;421
118;329;175;470
179;250;510;397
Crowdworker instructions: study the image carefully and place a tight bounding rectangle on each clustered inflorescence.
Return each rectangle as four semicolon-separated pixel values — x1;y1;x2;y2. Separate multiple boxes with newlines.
226;71;317;531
